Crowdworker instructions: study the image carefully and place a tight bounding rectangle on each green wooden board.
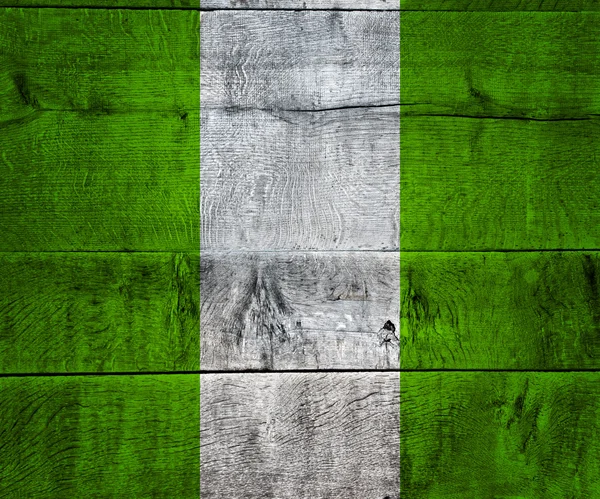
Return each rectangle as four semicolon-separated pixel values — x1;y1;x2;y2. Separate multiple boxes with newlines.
402;252;600;370
402;12;600;120
0;1;199;6
0;253;199;373
402;116;600;251
402;372;600;498
0;375;199;498
401;0;600;10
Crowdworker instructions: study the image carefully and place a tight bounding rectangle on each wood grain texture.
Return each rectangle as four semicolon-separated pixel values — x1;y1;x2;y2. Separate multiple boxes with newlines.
402;372;600;498
0;253;199;374
201;372;399;499
0;0;198;6
201;107;399;251
401;0;600;10
201;0;398;9
402;252;600;370
200;10;399;110
0;111;198;251
0;9;198;116
0;375;199;498
402;12;600;119
201;252;399;370
402;116;600;251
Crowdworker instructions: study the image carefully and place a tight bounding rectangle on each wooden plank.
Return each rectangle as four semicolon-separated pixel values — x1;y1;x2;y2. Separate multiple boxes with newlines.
402;12;600;119
401;0;600;10
201;107;399;251
402;372;600;497
0;375;199;498
0;111;198;251
0;9;198;115
201;251;399;370
0;1;198;6
201;0;398;8
200;11;399;110
0;253;199;374
201;372;399;499
402;116;600;251
402;252;600;370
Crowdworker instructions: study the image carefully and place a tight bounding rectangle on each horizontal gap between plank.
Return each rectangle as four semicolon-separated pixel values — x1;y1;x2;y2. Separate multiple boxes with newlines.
0;6;398;11
5;369;600;378
409;113;591;122
204;103;400;113
0;250;195;254
401;249;600;253
400;369;600;373
0;369;400;378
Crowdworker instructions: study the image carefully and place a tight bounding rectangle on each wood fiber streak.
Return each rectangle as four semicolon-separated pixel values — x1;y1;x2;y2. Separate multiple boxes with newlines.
201;107;399;251
402;252;600;370
0;111;198;251
201;252;399;370
200;11;399;110
0;9;199;116
201;0;398;9
0;1;198;6
402;372;600;498
402;116;600;251
402;12;600;119
0;375;199;498
0;253;199;374
201;372;399;499
401;0;600;10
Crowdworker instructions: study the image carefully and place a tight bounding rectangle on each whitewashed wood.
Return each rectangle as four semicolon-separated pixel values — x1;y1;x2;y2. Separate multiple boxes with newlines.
200;372;399;499
200;11;399;110
201;0;398;9
200;107;399;251
200;251;399;370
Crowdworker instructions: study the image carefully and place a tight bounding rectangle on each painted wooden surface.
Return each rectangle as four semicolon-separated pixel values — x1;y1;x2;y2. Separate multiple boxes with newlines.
0;111;198;252
402;252;600;370
402;116;600;251
402;372;600;498
402;12;600;120
202;0;398;9
201;372;399;499
401;0;600;10
0;8;199;252
0;253;199;374
200;10;399;111
0;9;199;115
201;107;399;251
201;252;399;370
0;1;198;6
0;375;199;498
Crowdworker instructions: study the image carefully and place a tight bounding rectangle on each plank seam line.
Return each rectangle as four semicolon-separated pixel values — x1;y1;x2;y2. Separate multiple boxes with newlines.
400;369;600;373
0;6;399;11
0;249;399;254
206;103;401;114
412;113;591;122
0;369;401;378
401;249;600;253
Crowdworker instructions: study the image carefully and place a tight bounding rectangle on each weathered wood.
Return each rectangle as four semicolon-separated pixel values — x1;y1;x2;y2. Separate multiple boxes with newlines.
0;111;198;251
201;251;399;370
200;11;399;110
402;372;600;497
0;375;199;498
0;253;199;374
402;252;600;370
0;1;198;6
401;0;600;10
201;107;399;251
0;9;198;116
402;116;600;251
402;12;600;119
201;0;398;8
201;372;399;499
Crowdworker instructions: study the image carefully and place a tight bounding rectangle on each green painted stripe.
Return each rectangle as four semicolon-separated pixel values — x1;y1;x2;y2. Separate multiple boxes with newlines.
401;0;600;10
402;371;600;497
0;375;199;498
